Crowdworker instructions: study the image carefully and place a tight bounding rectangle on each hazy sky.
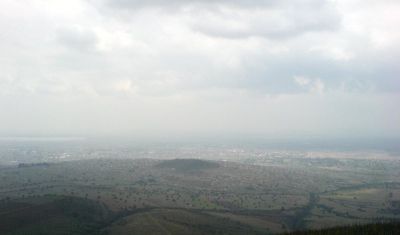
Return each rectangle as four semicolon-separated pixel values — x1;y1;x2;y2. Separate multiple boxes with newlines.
0;0;399;138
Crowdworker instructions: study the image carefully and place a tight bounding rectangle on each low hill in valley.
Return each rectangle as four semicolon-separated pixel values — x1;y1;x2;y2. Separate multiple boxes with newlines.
155;159;220;172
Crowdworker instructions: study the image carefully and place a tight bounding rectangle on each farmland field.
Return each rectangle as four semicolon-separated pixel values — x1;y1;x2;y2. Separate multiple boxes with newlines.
0;143;399;234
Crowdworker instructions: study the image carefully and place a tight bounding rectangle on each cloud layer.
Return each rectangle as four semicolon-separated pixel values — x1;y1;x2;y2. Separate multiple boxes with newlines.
0;0;399;137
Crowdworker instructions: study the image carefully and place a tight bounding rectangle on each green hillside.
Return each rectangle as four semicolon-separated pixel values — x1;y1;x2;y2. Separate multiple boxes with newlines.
1;195;399;235
0;195;113;235
105;208;265;235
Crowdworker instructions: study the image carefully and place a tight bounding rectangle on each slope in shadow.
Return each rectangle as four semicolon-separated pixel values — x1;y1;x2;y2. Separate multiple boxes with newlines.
0;195;112;235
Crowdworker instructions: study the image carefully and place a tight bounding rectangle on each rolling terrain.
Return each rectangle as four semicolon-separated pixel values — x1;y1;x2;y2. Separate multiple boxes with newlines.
0;157;399;234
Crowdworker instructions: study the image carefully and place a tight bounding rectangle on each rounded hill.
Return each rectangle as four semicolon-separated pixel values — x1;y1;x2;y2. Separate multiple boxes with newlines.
156;159;220;172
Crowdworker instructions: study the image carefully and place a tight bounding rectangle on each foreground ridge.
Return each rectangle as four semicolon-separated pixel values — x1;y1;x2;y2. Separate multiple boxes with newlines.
285;222;400;235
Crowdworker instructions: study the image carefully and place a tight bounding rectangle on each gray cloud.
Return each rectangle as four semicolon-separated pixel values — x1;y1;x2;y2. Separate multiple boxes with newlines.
0;0;399;137
189;2;340;39
106;0;327;9
56;27;99;52
107;0;277;9
104;0;340;39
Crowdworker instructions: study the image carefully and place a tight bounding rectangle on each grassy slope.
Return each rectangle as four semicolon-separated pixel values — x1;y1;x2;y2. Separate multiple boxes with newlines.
1;196;399;235
105;208;265;235
0;196;266;235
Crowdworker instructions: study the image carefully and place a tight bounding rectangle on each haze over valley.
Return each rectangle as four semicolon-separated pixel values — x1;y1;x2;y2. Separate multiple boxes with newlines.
0;0;399;234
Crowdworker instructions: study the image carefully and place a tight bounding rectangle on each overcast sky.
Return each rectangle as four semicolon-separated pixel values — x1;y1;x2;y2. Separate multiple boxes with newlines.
0;0;399;138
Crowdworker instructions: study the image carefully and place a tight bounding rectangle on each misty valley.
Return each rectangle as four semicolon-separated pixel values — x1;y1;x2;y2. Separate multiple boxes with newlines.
0;141;399;234
1;0;400;233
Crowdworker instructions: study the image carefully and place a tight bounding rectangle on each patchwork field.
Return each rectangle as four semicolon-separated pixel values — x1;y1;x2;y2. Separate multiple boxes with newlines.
0;157;399;234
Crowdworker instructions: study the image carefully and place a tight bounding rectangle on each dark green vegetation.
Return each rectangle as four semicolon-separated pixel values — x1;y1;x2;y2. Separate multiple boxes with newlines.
2;195;399;235
1;157;400;234
0;195;112;235
286;222;400;235
0;196;266;235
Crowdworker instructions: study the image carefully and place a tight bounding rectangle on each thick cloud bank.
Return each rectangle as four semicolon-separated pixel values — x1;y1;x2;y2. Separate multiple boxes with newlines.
0;0;399;137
